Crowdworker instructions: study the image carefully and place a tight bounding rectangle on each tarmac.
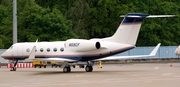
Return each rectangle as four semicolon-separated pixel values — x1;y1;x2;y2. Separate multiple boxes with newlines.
0;63;180;87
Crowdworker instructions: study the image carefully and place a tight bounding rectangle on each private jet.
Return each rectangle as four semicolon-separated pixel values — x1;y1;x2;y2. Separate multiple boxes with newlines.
1;13;174;72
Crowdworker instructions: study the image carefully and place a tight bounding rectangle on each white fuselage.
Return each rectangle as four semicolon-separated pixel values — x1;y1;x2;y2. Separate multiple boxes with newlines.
1;40;134;61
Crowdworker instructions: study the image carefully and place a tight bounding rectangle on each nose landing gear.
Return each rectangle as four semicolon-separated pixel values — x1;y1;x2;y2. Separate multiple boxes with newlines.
10;60;18;71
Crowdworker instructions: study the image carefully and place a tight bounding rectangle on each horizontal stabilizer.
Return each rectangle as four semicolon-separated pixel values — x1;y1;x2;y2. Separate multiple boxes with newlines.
147;15;176;18
120;14;176;18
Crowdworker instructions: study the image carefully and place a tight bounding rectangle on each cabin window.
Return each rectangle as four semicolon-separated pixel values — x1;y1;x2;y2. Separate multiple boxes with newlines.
40;48;43;52
53;48;57;52
26;48;30;52
47;48;50;52
60;47;64;52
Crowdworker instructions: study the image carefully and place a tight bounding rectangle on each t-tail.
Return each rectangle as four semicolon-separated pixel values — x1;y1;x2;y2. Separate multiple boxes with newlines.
106;13;149;45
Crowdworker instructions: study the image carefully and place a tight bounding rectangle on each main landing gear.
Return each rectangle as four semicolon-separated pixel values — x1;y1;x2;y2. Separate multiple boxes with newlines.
63;65;71;73
10;60;18;71
85;61;93;72
85;65;93;72
62;61;94;73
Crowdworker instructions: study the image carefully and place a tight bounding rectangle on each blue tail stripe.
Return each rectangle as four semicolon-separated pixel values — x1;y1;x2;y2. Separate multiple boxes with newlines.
122;18;143;24
122;13;149;24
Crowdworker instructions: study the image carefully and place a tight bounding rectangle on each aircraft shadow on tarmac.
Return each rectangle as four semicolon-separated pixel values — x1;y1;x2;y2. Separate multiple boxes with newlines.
29;70;148;75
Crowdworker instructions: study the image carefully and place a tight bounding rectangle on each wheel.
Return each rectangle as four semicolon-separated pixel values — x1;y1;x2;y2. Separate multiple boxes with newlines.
67;67;71;72
10;67;16;71
85;66;93;72
39;65;42;68
63;67;68;73
63;66;71;73
85;66;90;72
72;65;75;68
13;67;17;71
89;66;93;72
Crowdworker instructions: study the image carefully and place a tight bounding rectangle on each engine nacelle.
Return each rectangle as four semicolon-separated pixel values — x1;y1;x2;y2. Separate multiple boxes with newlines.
175;46;180;56
65;39;101;52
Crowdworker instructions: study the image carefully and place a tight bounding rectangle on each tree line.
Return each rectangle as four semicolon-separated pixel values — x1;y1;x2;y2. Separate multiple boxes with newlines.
0;0;179;48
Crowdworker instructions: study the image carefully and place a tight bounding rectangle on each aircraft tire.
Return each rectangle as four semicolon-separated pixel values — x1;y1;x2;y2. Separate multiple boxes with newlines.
63;67;69;73
13;67;17;71
67;67;71;72
10;67;16;71
63;66;71;73
85;66;93;72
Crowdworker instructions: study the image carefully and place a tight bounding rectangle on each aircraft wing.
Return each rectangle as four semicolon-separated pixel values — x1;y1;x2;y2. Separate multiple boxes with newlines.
33;58;77;62
96;43;161;61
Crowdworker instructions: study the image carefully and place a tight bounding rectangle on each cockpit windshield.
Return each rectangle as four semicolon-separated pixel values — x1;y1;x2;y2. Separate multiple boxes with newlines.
9;46;13;49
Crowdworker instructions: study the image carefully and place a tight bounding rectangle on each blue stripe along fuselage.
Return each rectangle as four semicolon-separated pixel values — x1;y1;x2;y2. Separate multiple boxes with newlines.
4;46;135;61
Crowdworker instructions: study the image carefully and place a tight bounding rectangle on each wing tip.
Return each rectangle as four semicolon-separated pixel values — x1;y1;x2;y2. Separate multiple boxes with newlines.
150;43;161;56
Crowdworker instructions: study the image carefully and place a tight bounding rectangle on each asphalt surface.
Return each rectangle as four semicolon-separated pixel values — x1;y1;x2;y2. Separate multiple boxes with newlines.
0;63;180;87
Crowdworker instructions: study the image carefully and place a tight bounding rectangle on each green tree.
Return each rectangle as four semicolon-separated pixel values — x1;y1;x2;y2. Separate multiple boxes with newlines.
85;0;137;38
0;0;180;49
65;0;90;39
0;3;12;48
18;0;77;42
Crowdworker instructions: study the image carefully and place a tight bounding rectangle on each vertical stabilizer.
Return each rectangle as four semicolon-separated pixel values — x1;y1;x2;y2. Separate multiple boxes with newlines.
108;13;149;45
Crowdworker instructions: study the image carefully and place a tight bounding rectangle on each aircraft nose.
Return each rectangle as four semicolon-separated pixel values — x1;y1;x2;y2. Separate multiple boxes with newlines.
1;52;5;58
1;50;8;58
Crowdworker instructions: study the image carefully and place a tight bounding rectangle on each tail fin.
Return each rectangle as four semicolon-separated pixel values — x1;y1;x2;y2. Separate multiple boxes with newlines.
108;13;149;45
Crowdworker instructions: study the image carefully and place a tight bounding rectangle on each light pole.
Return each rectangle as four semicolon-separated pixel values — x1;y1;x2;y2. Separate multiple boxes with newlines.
13;0;17;44
10;0;17;63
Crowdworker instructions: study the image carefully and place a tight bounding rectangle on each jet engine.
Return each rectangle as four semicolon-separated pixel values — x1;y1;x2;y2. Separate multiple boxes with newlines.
65;39;101;52
175;46;180;56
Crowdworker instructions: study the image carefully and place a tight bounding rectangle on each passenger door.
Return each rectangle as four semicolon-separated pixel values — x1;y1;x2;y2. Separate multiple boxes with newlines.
18;45;24;58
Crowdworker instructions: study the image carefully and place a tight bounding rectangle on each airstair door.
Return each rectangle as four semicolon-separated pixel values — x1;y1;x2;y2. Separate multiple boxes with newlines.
18;45;24;57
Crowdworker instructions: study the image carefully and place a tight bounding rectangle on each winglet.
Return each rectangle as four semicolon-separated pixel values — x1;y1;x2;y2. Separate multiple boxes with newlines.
27;46;36;60
36;39;38;43
149;43;161;56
